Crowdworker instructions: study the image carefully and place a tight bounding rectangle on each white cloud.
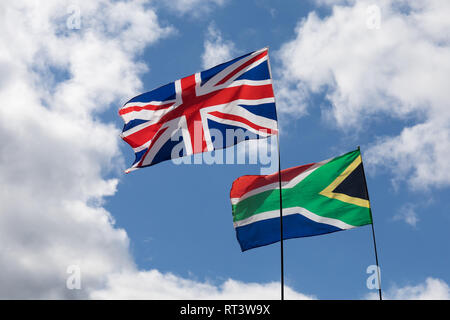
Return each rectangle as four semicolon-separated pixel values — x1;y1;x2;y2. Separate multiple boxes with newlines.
0;0;169;298
276;0;450;189
394;204;419;227
201;23;236;69
0;0;313;299
90;269;314;299
367;277;450;300
366;120;450;190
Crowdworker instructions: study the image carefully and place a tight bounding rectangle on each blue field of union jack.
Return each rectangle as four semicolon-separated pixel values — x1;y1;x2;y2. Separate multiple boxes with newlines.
119;47;278;172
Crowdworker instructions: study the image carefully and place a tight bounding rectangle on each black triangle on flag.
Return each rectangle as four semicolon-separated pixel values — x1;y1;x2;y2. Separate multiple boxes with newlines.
332;163;368;200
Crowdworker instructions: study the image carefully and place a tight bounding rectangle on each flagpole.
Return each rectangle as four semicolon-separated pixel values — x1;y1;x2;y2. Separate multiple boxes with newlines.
358;146;382;300
266;46;284;301
276;133;284;301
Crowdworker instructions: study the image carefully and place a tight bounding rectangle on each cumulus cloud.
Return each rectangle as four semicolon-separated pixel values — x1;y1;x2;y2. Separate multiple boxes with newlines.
367;277;450;300
201;23;236;69
277;0;450;189
394;204;419;227
0;0;170;298
90;270;313;299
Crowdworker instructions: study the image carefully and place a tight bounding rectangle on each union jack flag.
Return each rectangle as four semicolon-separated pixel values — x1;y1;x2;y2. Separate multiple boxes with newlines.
119;48;278;172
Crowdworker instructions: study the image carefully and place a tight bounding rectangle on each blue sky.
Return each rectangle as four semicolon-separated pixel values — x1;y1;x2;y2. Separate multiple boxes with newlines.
1;0;449;299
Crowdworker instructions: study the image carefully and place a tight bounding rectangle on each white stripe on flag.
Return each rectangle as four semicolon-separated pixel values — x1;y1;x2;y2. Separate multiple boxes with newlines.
233;206;357;230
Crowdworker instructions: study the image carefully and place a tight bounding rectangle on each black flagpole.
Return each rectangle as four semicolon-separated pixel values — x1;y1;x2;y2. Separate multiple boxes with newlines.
276;133;284;301
358;146;382;300
266;46;284;300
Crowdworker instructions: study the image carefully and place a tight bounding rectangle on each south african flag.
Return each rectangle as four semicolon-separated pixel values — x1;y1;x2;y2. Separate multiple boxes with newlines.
230;149;373;251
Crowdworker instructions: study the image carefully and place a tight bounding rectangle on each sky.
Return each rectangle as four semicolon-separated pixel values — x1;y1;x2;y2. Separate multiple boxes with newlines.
0;0;449;299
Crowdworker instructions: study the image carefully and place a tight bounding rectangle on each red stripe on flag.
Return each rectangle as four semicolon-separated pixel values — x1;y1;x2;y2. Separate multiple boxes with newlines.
202;84;274;108
181;74;197;97
122;123;162;148
156;84;274;124
208;111;277;135
187;112;208;153
230;163;316;199
119;102;174;115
